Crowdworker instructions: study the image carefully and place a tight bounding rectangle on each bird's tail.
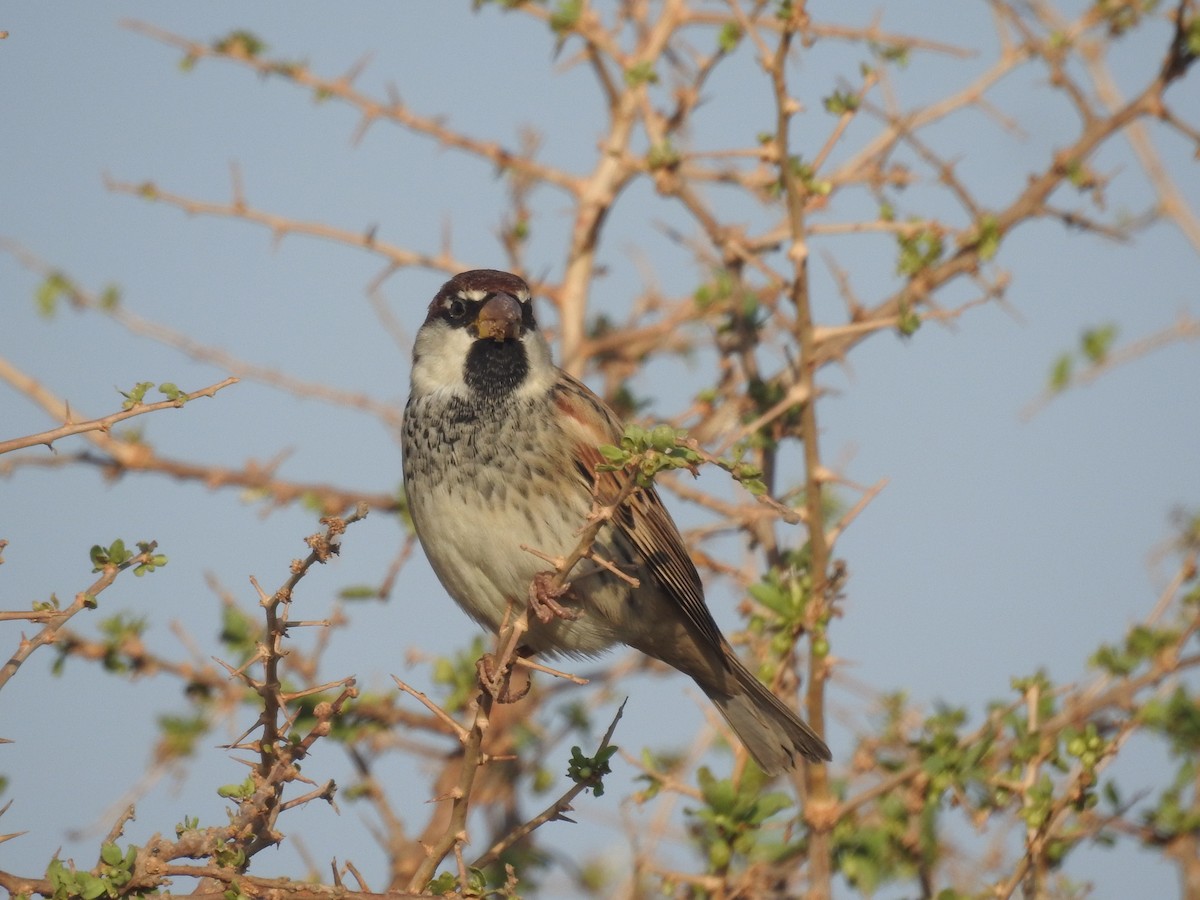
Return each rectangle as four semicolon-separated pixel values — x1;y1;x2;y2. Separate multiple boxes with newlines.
702;652;831;775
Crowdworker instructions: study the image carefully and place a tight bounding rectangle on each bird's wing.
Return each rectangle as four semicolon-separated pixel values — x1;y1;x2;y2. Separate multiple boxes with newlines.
551;371;725;653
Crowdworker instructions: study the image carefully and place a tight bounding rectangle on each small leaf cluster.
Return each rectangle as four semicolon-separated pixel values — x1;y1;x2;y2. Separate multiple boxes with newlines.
1139;685;1200;755
597;424;701;488
869;41;910;67
692;267;737;311
747;555;816;661
831;793;928;893
1142;758;1200;840
286;690;384;745
711;445;768;496
1002;672;1060;763
1048;322;1119;392
717;23;742;53
896;223;945;276
175;814;200;836
1062;156;1101;191
45;843;137;900
427;865;507;897
566;743;619;796
33;594;62;613
769;155;832;199
624;61;659;87
84;612;149;673
687;767;794;873
646;139;681;171
996;673;1113;828
914;705;995;804
219;602;261;663
119;381;188;409
968;214;1003;261
217;775;256;801
89;539;167;576
897;299;921;337
548;0;582;35
823;89;860;115
632;747;688;803
1093;0;1161;37
211;30;267;58
1090;623;1178;676
156;713;209;761
745;377;803;445
1063;722;1107;773
337;583;380;601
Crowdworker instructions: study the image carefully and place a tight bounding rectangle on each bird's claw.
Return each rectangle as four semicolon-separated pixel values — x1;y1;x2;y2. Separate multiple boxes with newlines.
476;653;532;703
529;571;580;624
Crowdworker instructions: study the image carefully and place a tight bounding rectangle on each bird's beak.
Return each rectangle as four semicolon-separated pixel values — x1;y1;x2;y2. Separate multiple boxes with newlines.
473;293;523;342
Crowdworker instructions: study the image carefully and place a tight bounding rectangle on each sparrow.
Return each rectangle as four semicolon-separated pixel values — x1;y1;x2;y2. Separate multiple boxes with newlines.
401;269;831;773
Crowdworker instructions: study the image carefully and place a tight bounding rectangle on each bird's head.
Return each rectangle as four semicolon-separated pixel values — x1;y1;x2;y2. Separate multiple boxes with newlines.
410;269;556;400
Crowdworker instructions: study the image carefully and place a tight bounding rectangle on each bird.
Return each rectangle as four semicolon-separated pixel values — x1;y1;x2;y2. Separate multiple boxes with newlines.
401;269;831;773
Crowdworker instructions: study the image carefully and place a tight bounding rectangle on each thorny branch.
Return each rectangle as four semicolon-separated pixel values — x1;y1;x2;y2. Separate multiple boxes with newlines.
0;543;165;693
0;360;238;456
3;1;1199;897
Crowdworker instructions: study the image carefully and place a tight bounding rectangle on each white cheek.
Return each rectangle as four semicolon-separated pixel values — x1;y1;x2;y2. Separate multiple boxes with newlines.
411;322;472;398
411;322;559;399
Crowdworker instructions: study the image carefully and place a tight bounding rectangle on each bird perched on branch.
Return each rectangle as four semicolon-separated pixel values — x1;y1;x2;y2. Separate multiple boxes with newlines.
401;269;830;773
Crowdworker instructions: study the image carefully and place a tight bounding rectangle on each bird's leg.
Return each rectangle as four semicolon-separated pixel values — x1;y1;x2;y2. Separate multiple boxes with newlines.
476;601;535;702
528;571;580;623
476;646;534;703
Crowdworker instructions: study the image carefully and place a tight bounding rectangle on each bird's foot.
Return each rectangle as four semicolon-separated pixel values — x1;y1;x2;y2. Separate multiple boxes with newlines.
529;571;580;624
476;653;532;703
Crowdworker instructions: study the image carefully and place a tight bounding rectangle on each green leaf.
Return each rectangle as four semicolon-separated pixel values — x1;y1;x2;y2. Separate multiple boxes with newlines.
119;382;154;410
99;284;121;310
647;140;680;170
1049;354;1073;392
975;214;1002;261
649;424;677;452
896;225;944;276
338;584;379;601
47;858;74;892
624;61;658;87
598;444;627;462
100;843;123;866
717;22;742;53
212;30;267;58
870;41;910;67
217;775;256;800
36;271;72;318
158;714;208;759
76;873;108;900
1080;323;1118;364
549;0;582;34
823;90;860;115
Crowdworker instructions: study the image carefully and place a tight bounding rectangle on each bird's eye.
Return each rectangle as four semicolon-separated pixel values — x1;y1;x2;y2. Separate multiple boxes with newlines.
446;298;468;321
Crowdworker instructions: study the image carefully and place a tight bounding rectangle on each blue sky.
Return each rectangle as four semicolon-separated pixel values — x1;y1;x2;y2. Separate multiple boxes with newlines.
2;4;1199;897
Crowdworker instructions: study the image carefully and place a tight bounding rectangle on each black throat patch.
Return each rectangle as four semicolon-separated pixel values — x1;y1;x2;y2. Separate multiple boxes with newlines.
463;339;529;397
